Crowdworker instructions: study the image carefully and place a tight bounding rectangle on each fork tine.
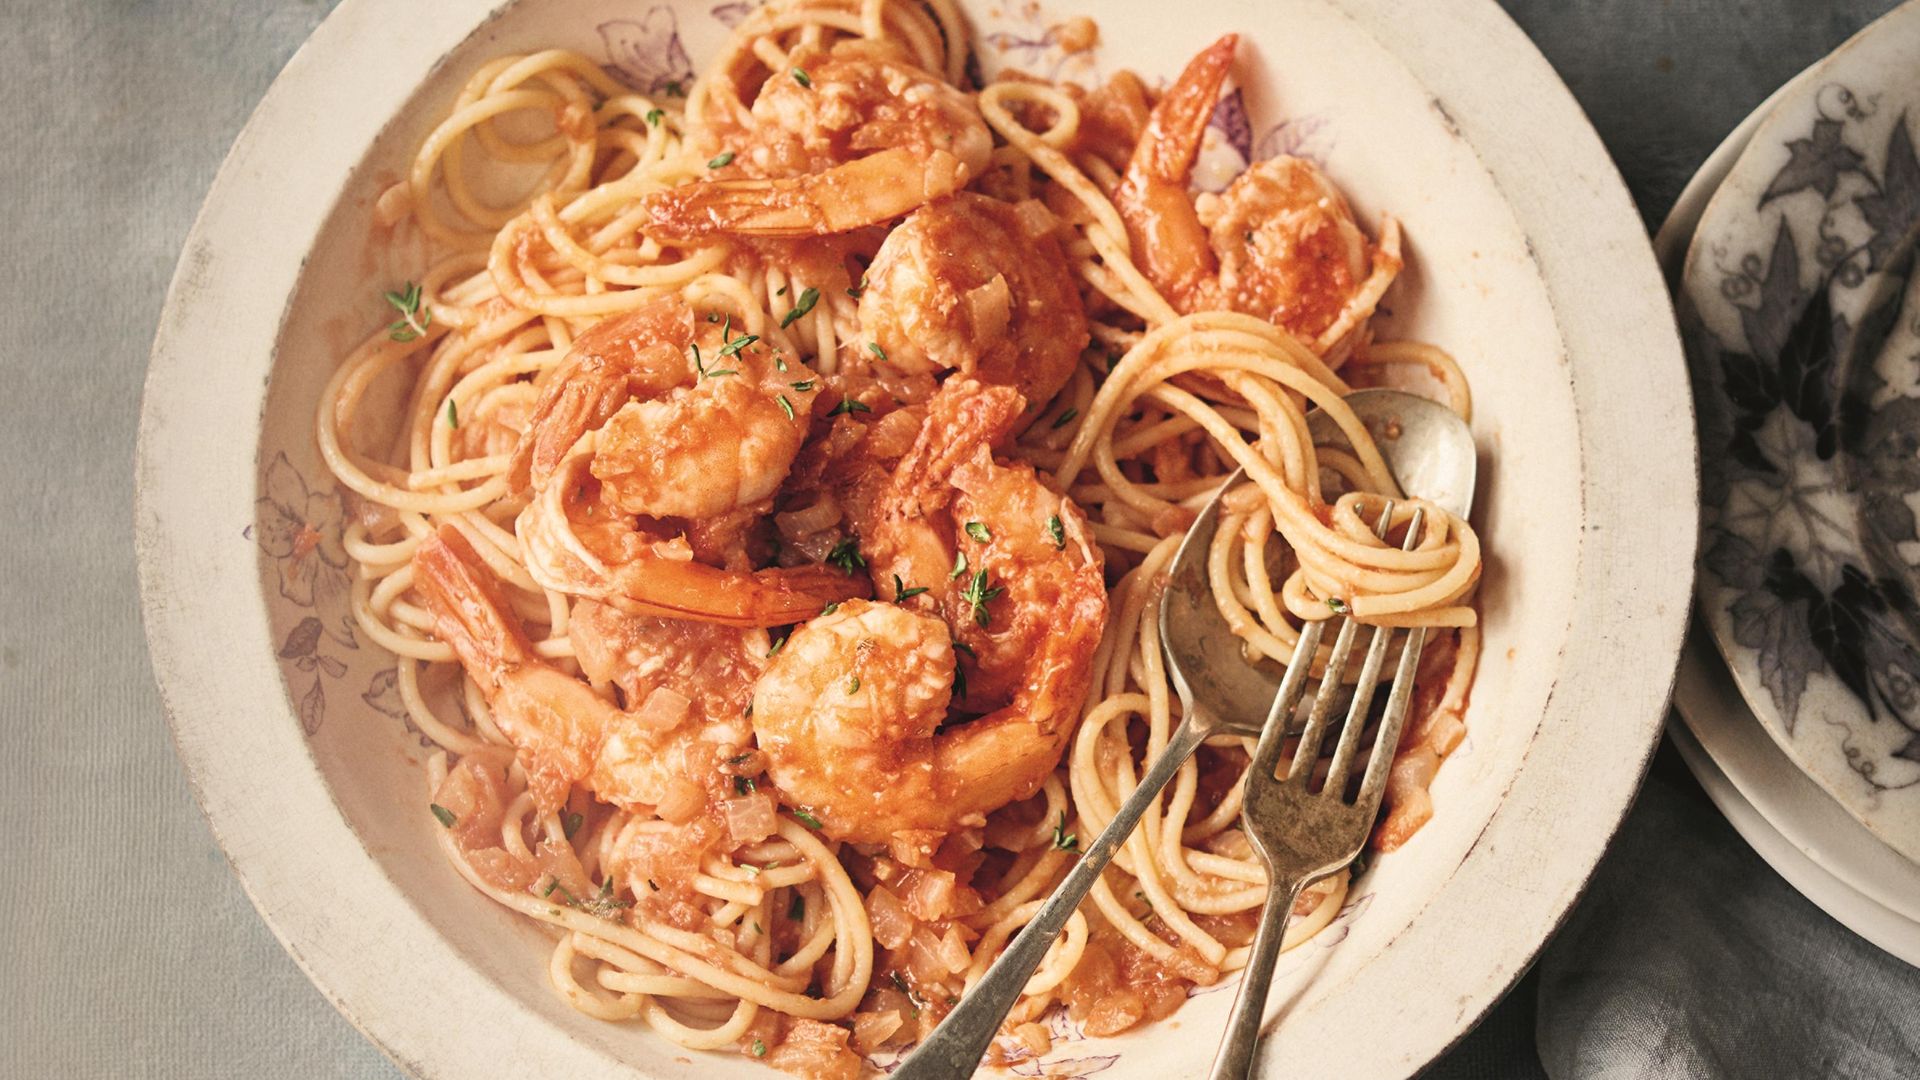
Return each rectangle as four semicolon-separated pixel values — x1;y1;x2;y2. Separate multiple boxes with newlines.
1323;623;1394;792
1246;616;1325;776
1357;509;1431;810
1324;503;1419;790
1285;615;1361;783
1285;499;1395;785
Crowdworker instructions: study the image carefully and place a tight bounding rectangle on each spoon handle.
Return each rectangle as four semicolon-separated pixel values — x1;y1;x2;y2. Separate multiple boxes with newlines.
1207;873;1306;1080
893;718;1212;1079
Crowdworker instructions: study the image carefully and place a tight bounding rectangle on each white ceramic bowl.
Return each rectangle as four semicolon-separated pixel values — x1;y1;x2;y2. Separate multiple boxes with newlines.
136;1;1696;1076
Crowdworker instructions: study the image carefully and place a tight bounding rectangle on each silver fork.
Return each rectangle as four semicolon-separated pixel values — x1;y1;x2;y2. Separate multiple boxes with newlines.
1205;503;1431;1080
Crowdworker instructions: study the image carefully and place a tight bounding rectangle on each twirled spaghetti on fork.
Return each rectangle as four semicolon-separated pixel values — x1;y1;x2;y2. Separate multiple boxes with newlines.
316;2;1482;1074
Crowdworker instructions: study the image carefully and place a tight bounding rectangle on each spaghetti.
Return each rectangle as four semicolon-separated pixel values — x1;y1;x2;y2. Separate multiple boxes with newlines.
316;2;1482;1074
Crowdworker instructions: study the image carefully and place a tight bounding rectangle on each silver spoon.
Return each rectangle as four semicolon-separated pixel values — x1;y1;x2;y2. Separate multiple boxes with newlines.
894;389;1477;1078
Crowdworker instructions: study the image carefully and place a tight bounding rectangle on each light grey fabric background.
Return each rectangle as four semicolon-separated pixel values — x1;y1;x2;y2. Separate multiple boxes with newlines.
1;0;1913;1076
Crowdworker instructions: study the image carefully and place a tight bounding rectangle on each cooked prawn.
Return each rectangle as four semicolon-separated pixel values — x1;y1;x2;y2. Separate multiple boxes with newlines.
858;380;1108;711
517;454;869;628
506;294;866;626
510;293;819;520
643;42;992;238
749;382;1107;853
857;193;1088;426
1114;35;1396;346
411;526;767;815
750;595;1088;855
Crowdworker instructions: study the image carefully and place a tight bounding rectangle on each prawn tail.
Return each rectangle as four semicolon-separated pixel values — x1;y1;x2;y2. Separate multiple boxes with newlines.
1132;33;1238;186
608;559;869;628
411;525;540;690
642;148;974;239
1115;34;1238;308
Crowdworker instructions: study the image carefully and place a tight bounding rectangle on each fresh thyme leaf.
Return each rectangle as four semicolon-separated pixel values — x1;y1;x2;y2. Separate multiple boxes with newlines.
430;803;457;828
734;775;756;796
788;379;815;391
826;397;872;417
777;394;795;421
820;602;839;616
383;281;431;342
826;536;866;574
708;150;736;169
949;550;967;580
793;809;823;829
781;286;820;328
792;67;812;88
951;640;976;658
893;574;928;601
715;327;759;359
728;751;753;766
1326;597;1349;615
964;521;991;543
775;355;788;371
751;1039;768;1058
952;652;967;699
645;107;664;126
846;675;861;693
445;398;458;429
664;79;684;96
563;811;584;839
542;878;560;898
1051;407;1078;429
1052;811;1079;851
767;629;791;657
1046;514;1065;550
867;342;887;361
960;569;1004;628
775;285;787;296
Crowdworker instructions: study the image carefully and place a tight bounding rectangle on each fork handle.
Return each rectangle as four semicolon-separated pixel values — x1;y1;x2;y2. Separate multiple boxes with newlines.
1208;873;1308;1080
893;719;1210;1078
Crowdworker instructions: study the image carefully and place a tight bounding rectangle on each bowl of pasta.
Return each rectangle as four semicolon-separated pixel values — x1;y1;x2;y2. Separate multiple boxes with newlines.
136;0;1696;1077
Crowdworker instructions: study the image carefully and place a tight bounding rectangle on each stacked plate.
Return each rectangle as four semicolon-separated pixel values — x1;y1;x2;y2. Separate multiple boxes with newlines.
1664;0;1920;966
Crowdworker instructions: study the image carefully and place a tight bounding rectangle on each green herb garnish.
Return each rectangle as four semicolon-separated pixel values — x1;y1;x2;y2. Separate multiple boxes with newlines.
1052;811;1079;851
826;536;866;574
645;107;663;126
793;809;823;829
384;281;431;342
1046;514;1065;550
445;399;459;429
792;68;812;88
781;286;820;328
894;574;928;602
949;550;967;580
964;521;991;543
709;151;734;169
777;395;795;421
1051;407;1079;429
826;397;871;418
960;569;1003;628
430;803;457;828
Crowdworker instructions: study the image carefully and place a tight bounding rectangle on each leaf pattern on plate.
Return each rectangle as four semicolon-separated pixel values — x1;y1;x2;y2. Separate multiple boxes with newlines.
600;8;696;96
1692;94;1920;791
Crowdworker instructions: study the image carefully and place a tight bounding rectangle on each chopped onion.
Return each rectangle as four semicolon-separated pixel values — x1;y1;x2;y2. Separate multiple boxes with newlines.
1013;1022;1052;1057
908;926;949;982
634;686;691;732
867;885;913;950
902;869;956;921
938;924;971;974
851;1010;905;1051
775;495;842;539
723;793;777;846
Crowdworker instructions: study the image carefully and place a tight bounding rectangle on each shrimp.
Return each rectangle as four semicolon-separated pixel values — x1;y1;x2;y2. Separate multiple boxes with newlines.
857;194;1089;426
859;380;1108;711
510;294;819;520
642;43;992;239
411;526;768;817
750;384;1107;853
507;294;866;626
517;455;870;628
1113;35;1392;344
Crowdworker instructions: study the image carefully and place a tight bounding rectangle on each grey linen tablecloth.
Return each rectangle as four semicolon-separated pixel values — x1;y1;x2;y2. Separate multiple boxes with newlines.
3;0;1914;1075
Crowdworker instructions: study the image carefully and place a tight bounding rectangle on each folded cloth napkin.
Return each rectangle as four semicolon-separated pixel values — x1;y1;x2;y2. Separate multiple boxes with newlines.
1532;749;1920;1079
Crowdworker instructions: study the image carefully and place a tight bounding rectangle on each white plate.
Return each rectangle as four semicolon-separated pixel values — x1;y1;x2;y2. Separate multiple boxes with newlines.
1679;0;1920;863
135;2;1696;1077
1659;38;1920;965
